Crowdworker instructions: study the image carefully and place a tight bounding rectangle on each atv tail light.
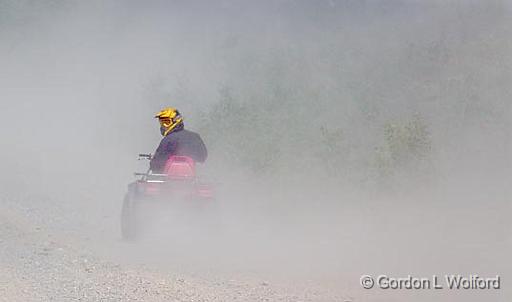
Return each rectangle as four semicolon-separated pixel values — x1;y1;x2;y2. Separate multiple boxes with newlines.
196;184;214;199
144;183;160;195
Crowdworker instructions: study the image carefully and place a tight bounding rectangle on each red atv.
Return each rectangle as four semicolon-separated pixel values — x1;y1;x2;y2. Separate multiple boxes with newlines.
121;154;214;240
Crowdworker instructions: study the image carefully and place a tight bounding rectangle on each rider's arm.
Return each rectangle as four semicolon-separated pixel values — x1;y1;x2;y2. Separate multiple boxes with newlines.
150;137;175;172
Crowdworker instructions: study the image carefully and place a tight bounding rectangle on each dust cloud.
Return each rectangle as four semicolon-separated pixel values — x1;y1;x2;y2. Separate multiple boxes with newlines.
0;1;510;301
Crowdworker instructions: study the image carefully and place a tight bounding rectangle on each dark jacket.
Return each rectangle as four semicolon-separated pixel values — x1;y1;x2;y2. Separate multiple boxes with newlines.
150;127;208;172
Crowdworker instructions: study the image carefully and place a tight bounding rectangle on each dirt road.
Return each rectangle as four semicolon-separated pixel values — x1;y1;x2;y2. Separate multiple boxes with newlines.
0;193;350;302
0;180;509;302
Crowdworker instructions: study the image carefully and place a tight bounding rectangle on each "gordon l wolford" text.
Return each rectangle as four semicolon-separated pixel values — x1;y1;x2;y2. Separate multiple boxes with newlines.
376;274;500;290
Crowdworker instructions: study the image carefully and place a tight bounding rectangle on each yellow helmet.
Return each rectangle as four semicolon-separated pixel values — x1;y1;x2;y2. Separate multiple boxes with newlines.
155;107;184;136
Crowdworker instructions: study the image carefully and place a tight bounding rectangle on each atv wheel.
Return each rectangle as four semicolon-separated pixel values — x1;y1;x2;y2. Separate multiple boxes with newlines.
121;193;138;241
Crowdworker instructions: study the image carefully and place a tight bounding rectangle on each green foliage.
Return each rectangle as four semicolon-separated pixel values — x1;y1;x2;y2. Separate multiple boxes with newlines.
199;82;435;187
374;115;432;180
319;126;345;176
199;86;283;174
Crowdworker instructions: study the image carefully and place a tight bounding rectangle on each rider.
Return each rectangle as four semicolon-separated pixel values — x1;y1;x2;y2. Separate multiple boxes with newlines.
150;107;207;173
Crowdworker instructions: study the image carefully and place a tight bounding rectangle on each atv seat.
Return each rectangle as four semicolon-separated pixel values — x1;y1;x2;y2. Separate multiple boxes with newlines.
163;156;196;180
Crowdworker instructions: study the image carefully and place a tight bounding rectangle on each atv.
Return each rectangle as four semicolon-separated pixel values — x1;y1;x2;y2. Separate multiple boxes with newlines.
121;153;214;240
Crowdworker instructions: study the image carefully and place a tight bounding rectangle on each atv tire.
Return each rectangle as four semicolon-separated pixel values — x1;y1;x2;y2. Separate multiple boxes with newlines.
121;192;138;241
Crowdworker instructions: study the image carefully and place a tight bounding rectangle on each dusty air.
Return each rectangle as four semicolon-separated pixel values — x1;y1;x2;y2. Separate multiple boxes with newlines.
0;1;510;302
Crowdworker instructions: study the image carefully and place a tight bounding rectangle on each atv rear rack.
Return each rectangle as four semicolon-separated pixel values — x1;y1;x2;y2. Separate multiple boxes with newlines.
134;172;168;182
134;172;167;177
